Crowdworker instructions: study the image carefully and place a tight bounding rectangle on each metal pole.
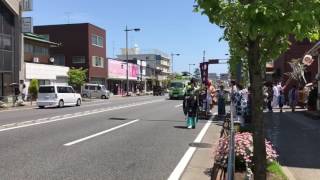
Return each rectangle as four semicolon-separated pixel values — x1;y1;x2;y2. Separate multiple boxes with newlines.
126;25;129;96
227;96;235;180
171;53;174;74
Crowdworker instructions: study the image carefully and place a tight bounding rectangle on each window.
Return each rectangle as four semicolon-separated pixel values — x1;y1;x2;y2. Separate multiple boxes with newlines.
72;56;85;64
66;87;74;93
89;86;96;90
24;43;33;53
92;56;104;68
57;86;67;93
53;54;65;66
39;86;55;93
34;46;49;56
92;34;103;47
1;35;12;51
39;80;50;86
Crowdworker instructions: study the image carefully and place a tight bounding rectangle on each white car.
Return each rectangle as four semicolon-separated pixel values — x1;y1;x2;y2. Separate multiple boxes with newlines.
37;85;82;108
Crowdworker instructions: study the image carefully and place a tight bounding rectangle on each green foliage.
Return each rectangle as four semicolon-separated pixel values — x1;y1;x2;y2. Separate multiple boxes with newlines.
68;68;87;90
193;68;201;79
195;0;320;178
267;162;288;180
28;79;39;99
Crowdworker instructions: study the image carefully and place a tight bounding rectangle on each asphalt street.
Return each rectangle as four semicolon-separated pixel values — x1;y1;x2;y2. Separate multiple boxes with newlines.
0;96;212;180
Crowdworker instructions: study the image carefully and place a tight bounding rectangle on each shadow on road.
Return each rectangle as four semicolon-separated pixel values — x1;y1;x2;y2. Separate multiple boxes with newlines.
265;109;320;171
173;125;189;129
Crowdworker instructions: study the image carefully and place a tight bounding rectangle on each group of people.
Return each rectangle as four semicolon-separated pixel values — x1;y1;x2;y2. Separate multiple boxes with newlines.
265;82;299;112
182;79;251;129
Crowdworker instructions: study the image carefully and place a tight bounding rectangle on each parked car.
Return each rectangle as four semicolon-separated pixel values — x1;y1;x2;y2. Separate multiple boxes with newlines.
81;84;110;99
37;85;82;108
153;86;164;96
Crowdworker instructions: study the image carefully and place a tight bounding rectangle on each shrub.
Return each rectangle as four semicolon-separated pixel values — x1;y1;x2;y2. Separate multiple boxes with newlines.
214;132;278;170
28;79;39;100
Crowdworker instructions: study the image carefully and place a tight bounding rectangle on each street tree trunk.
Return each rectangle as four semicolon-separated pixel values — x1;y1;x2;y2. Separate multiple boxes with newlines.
247;39;267;180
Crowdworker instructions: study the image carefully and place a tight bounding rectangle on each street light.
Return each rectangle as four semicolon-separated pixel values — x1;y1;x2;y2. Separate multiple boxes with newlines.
188;64;195;77
171;53;180;74
125;25;141;96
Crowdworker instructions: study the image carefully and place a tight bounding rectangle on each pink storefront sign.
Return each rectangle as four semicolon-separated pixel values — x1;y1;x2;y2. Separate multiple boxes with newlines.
108;59;138;80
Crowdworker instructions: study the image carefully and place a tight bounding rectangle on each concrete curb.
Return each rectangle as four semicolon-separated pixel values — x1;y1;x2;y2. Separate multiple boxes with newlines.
281;166;297;180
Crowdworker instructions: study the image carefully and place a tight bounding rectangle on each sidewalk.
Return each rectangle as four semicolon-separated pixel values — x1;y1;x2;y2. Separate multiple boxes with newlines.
181;119;221;180
265;110;320;180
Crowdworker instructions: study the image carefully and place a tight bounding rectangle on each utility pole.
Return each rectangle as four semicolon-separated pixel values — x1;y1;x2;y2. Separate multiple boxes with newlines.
125;25;129;96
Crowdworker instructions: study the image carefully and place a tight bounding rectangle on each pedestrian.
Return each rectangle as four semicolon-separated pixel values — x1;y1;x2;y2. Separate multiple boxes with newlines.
217;85;226;116
278;90;285;113
206;81;213;113
21;83;27;101
186;93;198;129
272;82;279;108
267;85;274;112
289;85;299;112
234;84;247;126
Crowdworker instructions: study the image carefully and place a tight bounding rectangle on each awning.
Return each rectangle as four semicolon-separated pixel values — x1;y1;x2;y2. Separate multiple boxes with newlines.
24;33;60;47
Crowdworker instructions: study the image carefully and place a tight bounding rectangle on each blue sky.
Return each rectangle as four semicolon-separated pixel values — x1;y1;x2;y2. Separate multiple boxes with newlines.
24;0;229;74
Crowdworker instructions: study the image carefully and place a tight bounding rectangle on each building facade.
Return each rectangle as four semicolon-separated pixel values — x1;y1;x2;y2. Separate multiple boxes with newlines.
22;33;69;96
34;23;107;85
106;59;139;95
117;49;171;90
0;0;21;98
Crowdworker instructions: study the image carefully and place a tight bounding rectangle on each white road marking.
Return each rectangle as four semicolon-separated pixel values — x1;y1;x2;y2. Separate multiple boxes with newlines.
175;104;183;108
167;119;213;180
64;119;140;146
0;100;163;133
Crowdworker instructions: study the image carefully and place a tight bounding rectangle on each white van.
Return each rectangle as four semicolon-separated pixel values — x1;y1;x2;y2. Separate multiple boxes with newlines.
81;84;110;99
37;85;82;108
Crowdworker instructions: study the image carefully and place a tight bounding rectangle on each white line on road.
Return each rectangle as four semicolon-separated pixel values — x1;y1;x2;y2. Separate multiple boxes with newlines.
175;104;183;108
64;119;140;146
167;119;213;180
0;100;163;133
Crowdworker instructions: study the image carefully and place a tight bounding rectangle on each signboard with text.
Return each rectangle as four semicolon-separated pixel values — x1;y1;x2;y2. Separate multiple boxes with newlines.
22;17;33;33
200;62;209;84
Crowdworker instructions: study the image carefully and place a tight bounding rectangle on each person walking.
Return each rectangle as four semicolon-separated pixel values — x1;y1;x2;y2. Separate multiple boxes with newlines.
267;85;274;112
217;85;226;116
183;87;198;129
272;82;279;108
289;85;299;112
278;90;285;113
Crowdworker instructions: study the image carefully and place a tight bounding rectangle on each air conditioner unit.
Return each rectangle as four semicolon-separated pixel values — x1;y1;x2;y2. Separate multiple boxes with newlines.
33;57;39;63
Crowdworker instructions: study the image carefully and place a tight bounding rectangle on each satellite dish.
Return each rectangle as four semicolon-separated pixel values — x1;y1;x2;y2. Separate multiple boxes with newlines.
49;57;55;63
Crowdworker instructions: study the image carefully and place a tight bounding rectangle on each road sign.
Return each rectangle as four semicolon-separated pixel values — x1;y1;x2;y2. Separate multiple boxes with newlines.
208;59;219;64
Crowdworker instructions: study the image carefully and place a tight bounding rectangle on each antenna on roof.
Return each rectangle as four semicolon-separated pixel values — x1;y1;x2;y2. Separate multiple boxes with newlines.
65;12;71;24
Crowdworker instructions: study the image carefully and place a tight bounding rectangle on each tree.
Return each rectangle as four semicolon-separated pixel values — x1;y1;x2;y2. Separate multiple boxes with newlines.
195;1;320;179
68;68;87;91
28;79;38;102
193;68;201;79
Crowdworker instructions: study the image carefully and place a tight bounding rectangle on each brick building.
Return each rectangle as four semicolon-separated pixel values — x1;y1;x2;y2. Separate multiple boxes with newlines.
34;23;108;85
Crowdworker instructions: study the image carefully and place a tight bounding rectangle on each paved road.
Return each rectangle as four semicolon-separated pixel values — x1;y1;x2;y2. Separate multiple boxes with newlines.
0;96;213;180
265;109;320;180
